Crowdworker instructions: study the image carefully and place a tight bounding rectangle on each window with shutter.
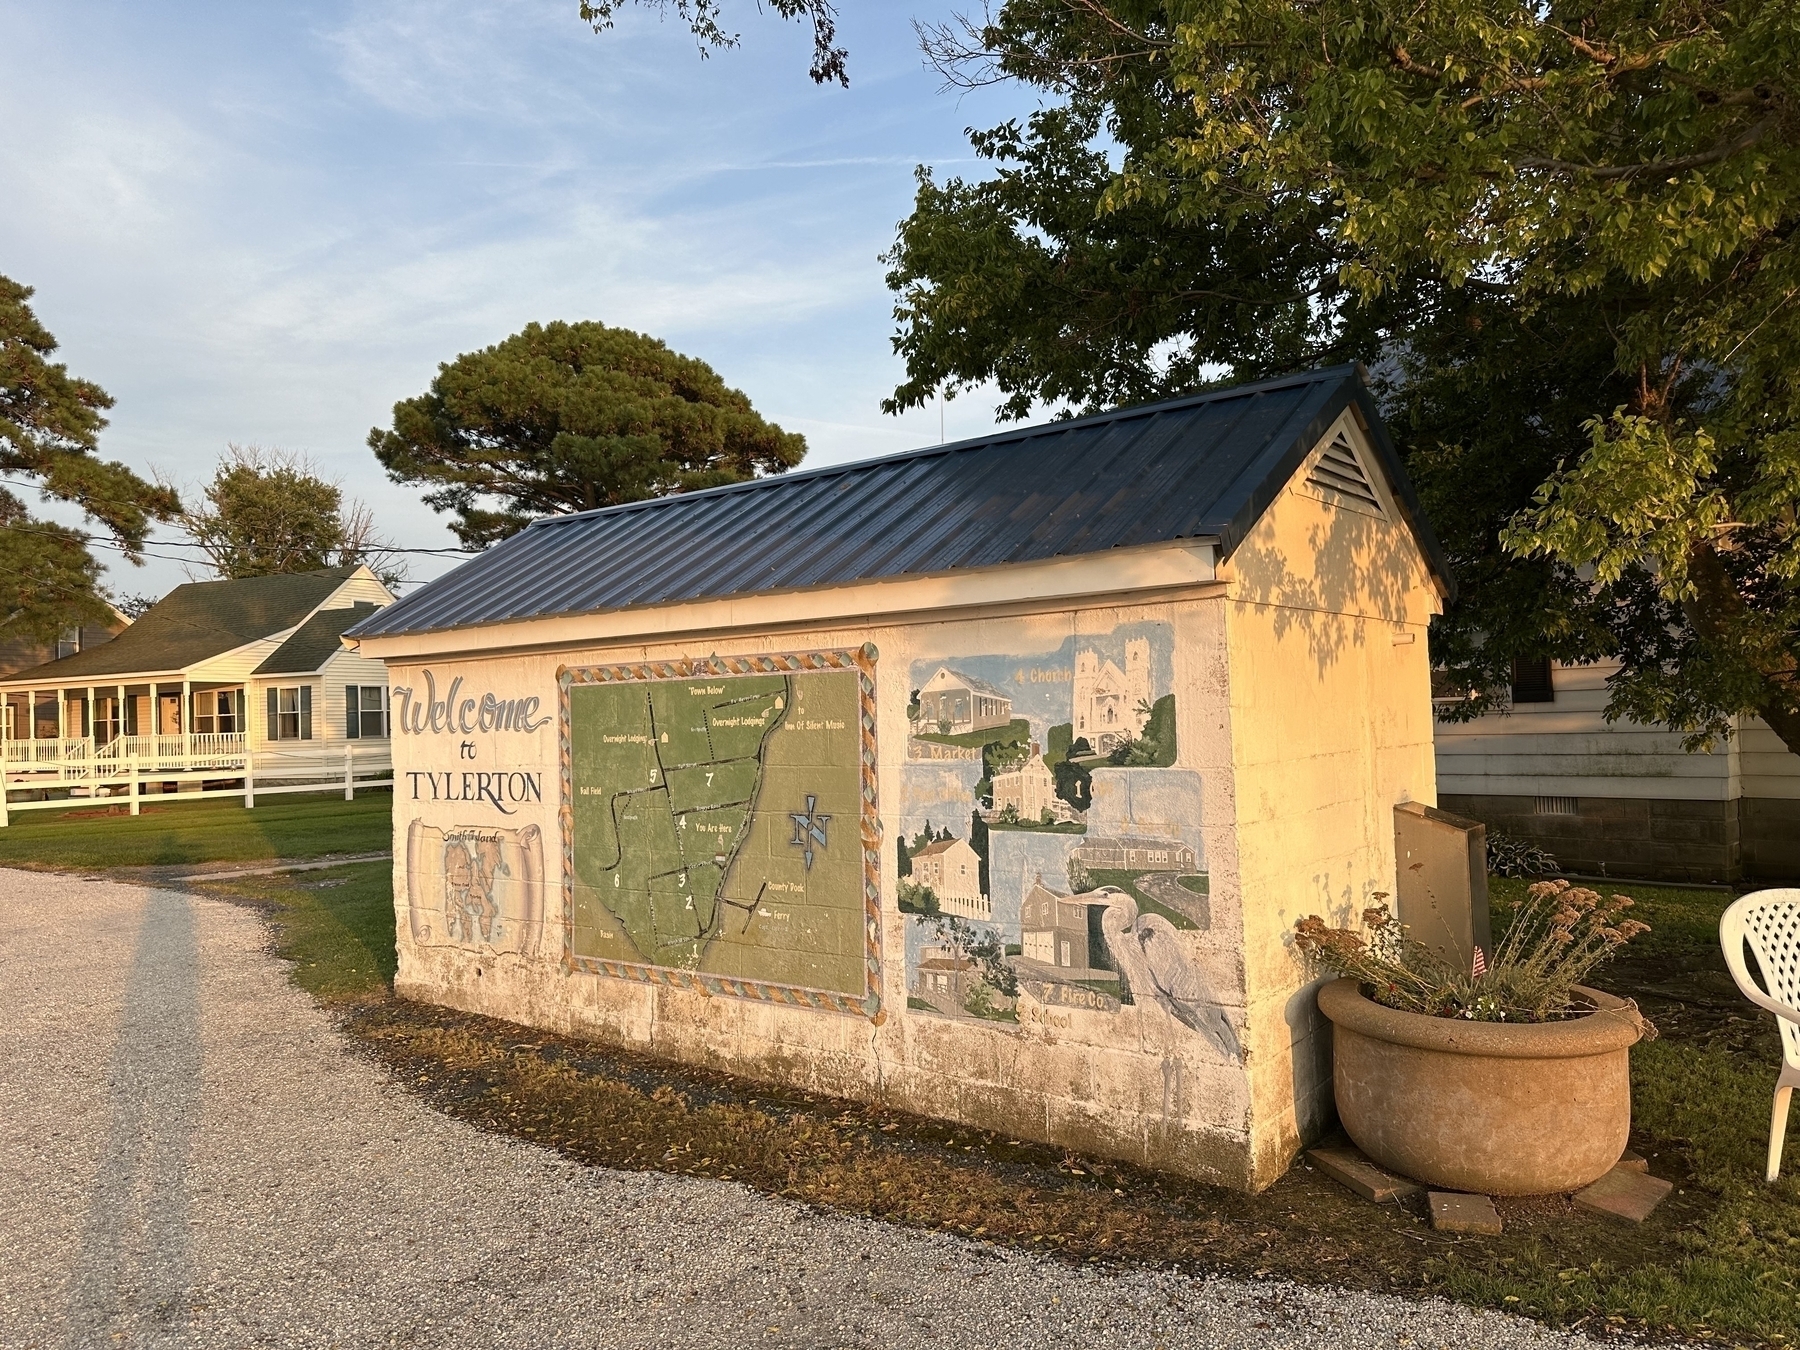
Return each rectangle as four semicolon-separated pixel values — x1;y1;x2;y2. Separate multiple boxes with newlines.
267;685;315;740
1511;656;1555;704
359;685;388;738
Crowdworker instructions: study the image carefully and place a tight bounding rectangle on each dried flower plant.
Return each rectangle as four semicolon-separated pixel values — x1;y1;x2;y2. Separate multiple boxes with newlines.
1294;881;1653;1025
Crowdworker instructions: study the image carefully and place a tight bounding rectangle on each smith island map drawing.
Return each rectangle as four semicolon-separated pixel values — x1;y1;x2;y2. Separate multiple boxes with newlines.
559;648;880;1016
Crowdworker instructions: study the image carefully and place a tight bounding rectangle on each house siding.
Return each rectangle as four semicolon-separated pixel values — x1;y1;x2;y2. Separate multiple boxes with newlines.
1435;658;1800;881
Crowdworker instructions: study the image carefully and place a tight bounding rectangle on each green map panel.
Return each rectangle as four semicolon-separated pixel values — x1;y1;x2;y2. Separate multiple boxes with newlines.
568;669;865;997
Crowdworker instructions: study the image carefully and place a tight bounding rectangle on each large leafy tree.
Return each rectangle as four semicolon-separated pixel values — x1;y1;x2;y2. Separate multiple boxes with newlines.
887;3;1371;419
370;321;807;549
0;275;179;643
182;446;401;586
890;1;1800;755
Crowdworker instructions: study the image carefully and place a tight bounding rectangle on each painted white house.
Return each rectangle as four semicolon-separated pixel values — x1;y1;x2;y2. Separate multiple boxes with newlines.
1435;656;1800;882
989;750;1079;824
1;565;395;798
909;836;991;919
915;667;1013;736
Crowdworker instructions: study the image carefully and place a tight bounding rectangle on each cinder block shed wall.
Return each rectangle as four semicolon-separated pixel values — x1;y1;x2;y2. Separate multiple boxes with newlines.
1220;454;1444;1188
383;573;1273;1186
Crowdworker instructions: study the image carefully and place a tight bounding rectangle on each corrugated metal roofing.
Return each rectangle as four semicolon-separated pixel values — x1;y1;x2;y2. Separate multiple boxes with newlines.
926;668;1013;699
349;364;1449;641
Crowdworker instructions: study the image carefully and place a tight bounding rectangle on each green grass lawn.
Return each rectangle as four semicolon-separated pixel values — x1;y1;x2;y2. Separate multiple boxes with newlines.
909;718;1032;749
0;792;393;869
196;860;398;1001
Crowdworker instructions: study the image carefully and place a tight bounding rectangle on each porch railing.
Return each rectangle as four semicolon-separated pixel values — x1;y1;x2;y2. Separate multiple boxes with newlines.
1;737;394;823
92;732;249;769
2;736;92;769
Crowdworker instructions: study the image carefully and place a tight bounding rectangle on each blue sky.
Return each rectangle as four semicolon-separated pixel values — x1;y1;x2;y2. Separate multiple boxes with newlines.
0;1;1037;598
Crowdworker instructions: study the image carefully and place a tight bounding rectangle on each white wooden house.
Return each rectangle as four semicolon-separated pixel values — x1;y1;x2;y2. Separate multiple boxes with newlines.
1;565;395;803
915;667;1014;736
908;836;990;919
1435;656;1800;882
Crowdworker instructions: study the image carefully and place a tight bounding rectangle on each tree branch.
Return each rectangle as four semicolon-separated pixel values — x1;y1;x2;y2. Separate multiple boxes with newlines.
1517;116;1778;180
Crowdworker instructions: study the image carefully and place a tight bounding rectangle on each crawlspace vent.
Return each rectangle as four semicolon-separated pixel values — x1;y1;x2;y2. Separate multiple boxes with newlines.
1307;430;1384;514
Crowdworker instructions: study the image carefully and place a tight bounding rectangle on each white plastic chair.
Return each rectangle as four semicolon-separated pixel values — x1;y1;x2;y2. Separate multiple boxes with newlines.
1720;889;1800;1182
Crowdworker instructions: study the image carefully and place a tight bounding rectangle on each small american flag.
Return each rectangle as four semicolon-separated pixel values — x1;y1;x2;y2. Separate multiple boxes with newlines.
1471;945;1488;978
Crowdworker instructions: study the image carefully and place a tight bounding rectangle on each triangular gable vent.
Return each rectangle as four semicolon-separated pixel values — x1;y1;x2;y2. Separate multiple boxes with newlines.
1307;429;1385;515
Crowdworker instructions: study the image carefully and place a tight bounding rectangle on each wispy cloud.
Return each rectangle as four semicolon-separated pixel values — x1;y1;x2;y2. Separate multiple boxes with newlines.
0;1;1036;596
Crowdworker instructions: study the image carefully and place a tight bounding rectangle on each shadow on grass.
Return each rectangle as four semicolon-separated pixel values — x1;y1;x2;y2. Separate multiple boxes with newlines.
192;861;397;1001
0;793;394;871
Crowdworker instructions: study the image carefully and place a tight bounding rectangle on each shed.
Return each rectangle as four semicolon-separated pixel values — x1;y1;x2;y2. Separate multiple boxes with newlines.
347;363;1449;1189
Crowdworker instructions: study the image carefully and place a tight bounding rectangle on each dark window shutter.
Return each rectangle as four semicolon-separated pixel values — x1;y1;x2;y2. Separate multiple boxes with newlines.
345;685;360;739
267;687;279;740
1510;656;1555;704
300;685;313;740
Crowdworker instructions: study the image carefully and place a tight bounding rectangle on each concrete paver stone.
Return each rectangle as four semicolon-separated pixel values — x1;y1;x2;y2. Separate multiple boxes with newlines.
1574;1166;1674;1223
1429;1192;1505;1236
1307;1145;1424;1203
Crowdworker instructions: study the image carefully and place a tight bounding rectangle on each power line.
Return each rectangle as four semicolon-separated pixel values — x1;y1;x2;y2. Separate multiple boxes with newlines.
0;520;210;566
0;478;481;559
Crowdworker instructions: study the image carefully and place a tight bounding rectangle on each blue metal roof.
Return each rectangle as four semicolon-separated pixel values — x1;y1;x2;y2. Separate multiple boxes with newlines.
349;364;1449;640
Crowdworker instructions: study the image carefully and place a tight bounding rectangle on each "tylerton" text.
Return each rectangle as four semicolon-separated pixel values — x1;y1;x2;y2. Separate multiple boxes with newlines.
407;771;544;815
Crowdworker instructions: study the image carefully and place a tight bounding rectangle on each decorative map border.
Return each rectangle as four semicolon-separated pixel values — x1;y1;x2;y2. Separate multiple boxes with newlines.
556;644;882;1021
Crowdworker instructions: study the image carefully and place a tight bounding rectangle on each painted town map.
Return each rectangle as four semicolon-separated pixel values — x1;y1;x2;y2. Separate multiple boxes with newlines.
562;654;875;1009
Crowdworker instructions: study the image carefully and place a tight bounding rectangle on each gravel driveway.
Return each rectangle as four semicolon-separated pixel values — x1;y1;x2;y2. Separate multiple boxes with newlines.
0;869;1608;1349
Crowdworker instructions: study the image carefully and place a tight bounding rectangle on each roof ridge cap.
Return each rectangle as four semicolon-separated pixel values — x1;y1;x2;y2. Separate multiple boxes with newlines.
522;364;1365;534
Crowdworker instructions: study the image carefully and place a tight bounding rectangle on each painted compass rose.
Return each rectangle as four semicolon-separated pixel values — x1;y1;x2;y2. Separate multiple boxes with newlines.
788;795;831;870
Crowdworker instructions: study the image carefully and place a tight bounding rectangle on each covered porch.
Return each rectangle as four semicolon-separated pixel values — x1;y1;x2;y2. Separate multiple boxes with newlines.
2;678;249;780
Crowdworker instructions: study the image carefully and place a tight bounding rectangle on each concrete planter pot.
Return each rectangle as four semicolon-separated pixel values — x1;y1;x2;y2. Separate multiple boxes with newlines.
1317;977;1646;1195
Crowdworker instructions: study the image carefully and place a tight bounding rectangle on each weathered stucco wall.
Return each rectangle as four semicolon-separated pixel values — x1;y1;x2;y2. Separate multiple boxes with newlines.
383;587;1281;1186
1220;418;1443;1189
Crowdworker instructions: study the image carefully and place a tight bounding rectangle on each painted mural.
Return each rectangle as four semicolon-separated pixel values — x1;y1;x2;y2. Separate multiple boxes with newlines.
404;820;546;958
901;623;1239;1061
558;648;881;1018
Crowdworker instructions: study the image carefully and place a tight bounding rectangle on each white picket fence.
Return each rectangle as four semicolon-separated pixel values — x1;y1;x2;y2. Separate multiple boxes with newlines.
0;736;392;825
